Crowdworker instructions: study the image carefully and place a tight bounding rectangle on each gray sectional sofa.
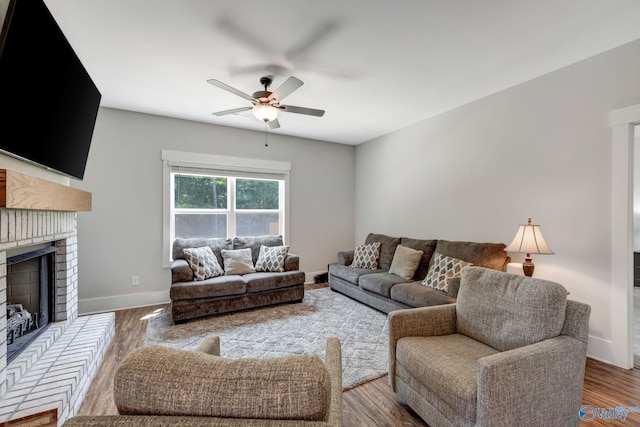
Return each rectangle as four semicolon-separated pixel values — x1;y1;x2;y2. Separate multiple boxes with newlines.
329;233;509;313
170;235;305;323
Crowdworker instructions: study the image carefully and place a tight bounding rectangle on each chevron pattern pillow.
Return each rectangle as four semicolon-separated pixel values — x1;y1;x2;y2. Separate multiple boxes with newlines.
255;245;289;272
183;246;224;281
352;242;380;270
422;252;472;291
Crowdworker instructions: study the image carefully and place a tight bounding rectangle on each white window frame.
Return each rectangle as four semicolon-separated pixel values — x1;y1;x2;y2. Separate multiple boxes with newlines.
162;150;291;268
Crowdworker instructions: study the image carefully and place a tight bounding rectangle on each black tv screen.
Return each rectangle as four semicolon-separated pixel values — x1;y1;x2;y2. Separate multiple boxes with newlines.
0;0;101;180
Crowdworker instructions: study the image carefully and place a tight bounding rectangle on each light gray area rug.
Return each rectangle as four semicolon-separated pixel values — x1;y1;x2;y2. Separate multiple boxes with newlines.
145;287;389;390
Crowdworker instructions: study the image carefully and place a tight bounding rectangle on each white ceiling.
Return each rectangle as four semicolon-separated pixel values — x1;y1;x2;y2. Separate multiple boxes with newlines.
44;0;640;145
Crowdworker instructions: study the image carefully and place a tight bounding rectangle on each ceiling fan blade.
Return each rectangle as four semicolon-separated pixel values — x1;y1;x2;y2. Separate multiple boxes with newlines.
279;105;325;117
286;21;338;60
212;106;252;116
268;119;281;129
207;79;255;101
217;17;273;56
269;76;303;102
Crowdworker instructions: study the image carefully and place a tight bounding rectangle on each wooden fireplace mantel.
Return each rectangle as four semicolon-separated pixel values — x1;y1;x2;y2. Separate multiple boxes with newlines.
0;169;92;212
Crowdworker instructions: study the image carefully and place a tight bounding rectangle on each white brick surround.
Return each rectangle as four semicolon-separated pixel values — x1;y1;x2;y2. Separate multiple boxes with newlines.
0;209;114;425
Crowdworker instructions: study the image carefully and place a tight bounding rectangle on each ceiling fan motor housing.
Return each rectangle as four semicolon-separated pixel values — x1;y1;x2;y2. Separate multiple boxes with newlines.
252;90;273;102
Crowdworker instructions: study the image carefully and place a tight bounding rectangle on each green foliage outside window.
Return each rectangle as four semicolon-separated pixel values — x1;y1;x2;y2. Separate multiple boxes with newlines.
236;178;279;209
174;175;227;209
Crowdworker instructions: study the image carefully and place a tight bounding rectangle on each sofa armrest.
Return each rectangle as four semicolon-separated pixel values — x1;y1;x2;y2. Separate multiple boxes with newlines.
388;304;457;390
337;250;354;266
324;337;343;426
477;336;588;426
114;344;333;421
171;259;193;283
195;336;220;356
284;253;300;271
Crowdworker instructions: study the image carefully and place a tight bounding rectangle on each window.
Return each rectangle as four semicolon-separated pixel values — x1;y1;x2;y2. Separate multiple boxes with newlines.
162;150;290;266
172;173;283;239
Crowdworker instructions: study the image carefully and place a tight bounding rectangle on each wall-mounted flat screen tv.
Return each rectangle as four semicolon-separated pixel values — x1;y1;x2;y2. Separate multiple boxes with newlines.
0;0;101;180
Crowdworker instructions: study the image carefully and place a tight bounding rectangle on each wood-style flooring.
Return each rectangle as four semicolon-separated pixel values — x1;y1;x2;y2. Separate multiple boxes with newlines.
77;283;640;426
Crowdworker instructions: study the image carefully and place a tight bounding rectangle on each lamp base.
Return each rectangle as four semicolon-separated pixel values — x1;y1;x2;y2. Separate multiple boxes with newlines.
522;254;534;277
522;263;535;277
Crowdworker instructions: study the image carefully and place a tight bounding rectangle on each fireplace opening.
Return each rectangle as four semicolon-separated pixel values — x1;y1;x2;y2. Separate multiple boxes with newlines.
6;245;57;364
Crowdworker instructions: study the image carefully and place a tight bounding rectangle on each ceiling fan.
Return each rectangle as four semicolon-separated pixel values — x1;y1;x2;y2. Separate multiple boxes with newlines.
207;75;325;129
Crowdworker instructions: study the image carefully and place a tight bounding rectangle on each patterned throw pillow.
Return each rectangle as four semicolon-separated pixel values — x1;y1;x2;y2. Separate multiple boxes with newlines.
352;242;381;270
183;246;224;281
422;252;472;291
255;245;289;272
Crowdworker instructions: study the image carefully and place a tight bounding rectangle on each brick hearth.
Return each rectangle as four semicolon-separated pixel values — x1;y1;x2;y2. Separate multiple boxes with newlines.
0;209;114;425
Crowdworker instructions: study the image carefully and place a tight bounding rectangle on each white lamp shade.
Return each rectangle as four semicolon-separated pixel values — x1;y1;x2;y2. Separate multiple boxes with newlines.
506;221;554;255
252;104;279;122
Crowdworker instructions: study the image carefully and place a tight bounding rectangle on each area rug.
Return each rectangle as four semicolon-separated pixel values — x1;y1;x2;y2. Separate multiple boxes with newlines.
145;287;389;390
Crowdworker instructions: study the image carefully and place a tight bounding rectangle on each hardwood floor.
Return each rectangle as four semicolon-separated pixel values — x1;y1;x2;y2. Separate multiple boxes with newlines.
78;284;640;426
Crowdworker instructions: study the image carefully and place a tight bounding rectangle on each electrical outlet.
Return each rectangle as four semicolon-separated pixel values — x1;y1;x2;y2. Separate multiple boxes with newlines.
132;275;140;286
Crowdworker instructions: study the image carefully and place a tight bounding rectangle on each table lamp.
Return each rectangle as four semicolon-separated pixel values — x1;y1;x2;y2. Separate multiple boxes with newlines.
506;218;554;277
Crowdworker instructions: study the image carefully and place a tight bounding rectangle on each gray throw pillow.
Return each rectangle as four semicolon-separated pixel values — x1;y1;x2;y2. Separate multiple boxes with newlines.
389;245;424;280
221;248;256;275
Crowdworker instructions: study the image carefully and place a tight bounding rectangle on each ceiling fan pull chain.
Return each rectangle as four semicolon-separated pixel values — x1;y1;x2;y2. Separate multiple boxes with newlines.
264;123;269;147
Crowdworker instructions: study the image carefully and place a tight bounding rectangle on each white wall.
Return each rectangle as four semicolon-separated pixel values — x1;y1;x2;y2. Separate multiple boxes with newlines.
73;107;354;313
354;38;640;364
633;127;640;250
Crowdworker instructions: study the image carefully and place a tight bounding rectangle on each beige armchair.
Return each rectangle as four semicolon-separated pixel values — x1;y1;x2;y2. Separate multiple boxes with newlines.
389;266;590;427
63;336;343;427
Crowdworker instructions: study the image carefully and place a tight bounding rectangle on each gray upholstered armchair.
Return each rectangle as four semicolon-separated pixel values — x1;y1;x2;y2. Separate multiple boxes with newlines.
388;266;591;427
63;336;343;427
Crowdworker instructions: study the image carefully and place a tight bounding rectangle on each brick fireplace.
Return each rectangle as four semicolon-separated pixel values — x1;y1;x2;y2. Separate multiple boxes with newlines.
0;171;115;425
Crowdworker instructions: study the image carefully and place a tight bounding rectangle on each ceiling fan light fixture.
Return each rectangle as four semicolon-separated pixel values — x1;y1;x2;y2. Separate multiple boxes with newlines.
252;104;279;122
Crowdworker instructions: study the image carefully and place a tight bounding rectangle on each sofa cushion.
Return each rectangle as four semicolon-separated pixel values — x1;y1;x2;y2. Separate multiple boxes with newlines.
243;271;306;293
432;240;508;271
399;238;438;280
170;276;246;301
365;233;401;270
389;245;424;280
353;242;380;269
390;282;456;308
183;247;224;281
221;248;256;275
359;272;409;297
172;237;233;268
255;245;289;272
233;235;284;264
396;334;499;425
329;263;382;286
114;345;331;421
422;252;473;292
456;267;567;351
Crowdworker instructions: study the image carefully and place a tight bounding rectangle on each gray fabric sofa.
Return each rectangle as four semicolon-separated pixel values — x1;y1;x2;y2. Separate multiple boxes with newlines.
329;233;509;313
62;336;343;427
388;267;591;426
170;235;305;323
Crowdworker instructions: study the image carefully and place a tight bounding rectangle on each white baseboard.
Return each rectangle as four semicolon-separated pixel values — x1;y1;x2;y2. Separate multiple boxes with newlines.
78;290;170;315
586;334;616;366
